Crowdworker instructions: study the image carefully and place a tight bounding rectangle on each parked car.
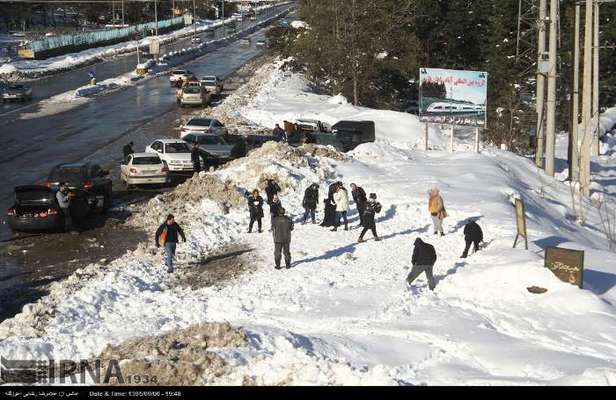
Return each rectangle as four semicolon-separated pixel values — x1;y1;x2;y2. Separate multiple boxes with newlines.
180;117;227;137
145;139;194;174
240;38;251;47
190;36;202;43
256;39;267;48
169;69;196;87
7;185;64;232
182;133;236;163
120;153;168;188
1;84;32;102
177;83;210;107
199;75;224;96
45;162;112;213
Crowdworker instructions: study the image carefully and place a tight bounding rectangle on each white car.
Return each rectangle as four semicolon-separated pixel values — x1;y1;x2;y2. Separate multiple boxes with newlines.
145;139;194;174
179;117;227;138
177;84;210;107
120;153;168;187
169;69;195;86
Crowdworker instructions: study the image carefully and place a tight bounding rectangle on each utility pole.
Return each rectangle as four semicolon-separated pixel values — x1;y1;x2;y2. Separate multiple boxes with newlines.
544;0;558;176
193;0;197;38
154;0;158;36
121;0;124;26
570;3;581;182
592;0;600;156
580;0;594;196
535;0;547;168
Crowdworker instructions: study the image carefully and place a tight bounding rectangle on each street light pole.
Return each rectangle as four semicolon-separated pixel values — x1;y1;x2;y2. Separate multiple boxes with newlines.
544;0;558;177
154;0;158;36
121;0;124;26
193;0;196;38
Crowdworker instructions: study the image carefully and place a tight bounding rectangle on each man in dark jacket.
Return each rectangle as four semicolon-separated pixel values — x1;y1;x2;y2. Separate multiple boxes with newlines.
191;143;202;173
246;189;264;233
122;142;134;161
265;179;281;205
461;220;484;258
302;183;319;224
358;193;382;242
272;124;286;141
350;183;367;227
155;214;186;273
272;208;294;269
407;238;437;291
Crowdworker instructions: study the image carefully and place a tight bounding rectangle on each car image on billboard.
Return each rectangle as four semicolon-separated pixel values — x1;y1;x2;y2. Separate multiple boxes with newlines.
419;68;488;127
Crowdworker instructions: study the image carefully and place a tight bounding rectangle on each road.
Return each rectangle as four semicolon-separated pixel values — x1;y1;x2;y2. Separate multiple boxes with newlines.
0;5;284;122
0;6;291;242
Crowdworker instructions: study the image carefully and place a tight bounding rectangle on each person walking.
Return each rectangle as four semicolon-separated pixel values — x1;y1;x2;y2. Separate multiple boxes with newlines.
56;182;76;233
320;182;338;227
428;187;447;236
461;220;484;258
350;183;367;228
302;183;319;224
191;143;201;173
272;207;294;269
155;214;186;273
122;142;134;161
407;238;437;291
358;193;382;242
265;178;281;205
246;189;264;233
331;183;349;231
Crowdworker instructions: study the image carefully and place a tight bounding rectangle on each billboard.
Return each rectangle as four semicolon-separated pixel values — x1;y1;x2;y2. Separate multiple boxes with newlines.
544;247;585;289
419;68;488;127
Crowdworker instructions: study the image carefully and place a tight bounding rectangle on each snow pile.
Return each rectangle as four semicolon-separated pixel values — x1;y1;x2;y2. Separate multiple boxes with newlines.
290;21;309;29
600;106;616;137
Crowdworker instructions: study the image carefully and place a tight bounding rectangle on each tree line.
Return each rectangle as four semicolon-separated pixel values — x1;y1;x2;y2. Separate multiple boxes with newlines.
267;0;616;152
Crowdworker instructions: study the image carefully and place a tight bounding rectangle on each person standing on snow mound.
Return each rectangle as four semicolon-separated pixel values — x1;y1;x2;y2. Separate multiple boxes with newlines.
320;182;339;227
246;189;264;233
358;193;382;243
428;187;447;236
265;178;281;205
407;238;437;291
351;183;367;228
461;220;484;258
331;183;349;231
155;214;186;273
302;183;319;224
272;208;294;270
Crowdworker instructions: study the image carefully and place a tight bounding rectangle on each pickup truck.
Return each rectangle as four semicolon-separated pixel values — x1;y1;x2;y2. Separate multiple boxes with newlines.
199;76;224;96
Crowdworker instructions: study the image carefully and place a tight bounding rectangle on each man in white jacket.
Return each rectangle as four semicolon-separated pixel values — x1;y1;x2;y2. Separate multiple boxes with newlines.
331;183;349;231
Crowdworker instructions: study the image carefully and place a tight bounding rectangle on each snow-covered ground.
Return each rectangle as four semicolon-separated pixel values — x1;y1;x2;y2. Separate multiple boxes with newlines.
1;62;616;385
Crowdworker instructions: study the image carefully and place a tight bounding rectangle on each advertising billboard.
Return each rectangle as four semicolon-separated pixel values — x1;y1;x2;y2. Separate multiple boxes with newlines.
419;68;488;127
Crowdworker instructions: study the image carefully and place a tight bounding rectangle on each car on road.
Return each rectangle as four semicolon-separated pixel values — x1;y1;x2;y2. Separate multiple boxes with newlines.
120;153;168;188
177;83;210;107
45;162;113;213
145;139;194;174
199;75;224;96
182;133;236;163
190;36;202;43
256;39;267;48
7;185;64;232
179;117;227;137
169;69;196;87
1;84;32;102
240;38;251;47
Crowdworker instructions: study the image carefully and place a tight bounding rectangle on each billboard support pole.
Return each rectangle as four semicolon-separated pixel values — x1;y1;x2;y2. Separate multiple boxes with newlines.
474;128;480;153
424;123;429;150
449;126;454;153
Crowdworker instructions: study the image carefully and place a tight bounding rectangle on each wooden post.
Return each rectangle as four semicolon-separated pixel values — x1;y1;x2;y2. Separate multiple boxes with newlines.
474;127;480;153
449;126;454;153
424;123;429;150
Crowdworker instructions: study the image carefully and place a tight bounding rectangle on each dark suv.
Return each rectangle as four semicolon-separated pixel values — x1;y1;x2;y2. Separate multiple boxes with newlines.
45;162;112;213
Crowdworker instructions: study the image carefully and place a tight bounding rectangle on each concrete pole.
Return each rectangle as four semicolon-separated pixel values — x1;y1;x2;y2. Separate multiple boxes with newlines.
580;0;594;196
424;123;429;151
449;126;454;153
193;0;197;37
475;128;480;153
154;0;158;36
592;1;600;156
544;0;558;176
570;3;580;182
535;0;547;168
121;0;124;26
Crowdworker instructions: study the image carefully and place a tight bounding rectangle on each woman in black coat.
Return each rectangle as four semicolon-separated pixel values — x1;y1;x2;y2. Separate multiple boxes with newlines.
320;182;339;227
246;189;264;233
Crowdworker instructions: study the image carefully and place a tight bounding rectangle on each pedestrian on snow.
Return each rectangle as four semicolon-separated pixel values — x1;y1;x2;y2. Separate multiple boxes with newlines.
272;124;286;141
155;214;186;273
358;193;382;242
56;182;75;233
191;143;201;173
331;183;349;231
246;189;264;233
302;183;319;224
350;183;367;228
272;207;294;269
320;182;338;227
461;220;484;258
269;194;282;231
407;238;437;291
428;187;447;236
265;178;281;205
123;142;134;161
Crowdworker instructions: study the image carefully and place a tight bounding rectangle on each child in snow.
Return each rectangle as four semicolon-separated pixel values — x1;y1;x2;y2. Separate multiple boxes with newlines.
358;193;382;242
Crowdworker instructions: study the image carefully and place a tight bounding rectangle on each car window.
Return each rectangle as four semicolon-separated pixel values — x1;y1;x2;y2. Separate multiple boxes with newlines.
173;70;185;75
165;142;190;153
152;141;162;151
184;135;194;143
187;118;212;127
184;86;201;94
132;156;162;165
212;120;223;127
